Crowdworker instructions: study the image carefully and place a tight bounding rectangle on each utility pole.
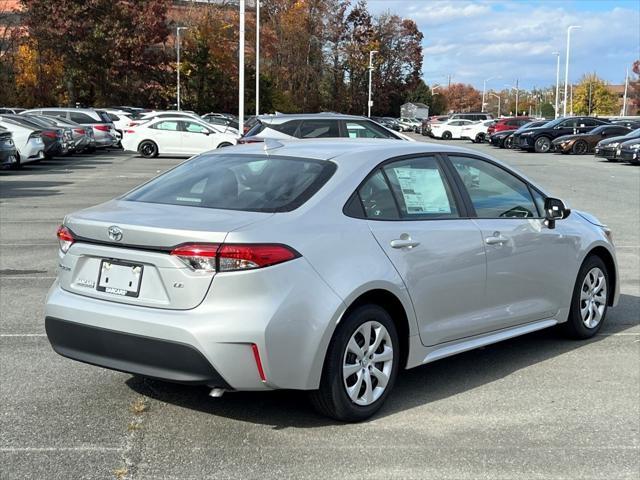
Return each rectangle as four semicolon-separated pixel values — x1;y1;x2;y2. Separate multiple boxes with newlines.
588;81;592;115
553;52;560;118
515;79;519;116
176;26;189;111
622;67;629;116
482;76;499;113
367;50;378;117
255;0;260;116
239;0;245;132
490;92;501;117
563;25;581;117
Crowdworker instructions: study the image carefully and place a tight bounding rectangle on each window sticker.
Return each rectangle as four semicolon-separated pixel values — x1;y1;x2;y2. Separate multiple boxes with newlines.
392;167;452;214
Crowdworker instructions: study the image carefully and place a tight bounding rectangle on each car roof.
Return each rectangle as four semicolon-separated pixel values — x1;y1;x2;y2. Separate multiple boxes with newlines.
257;113;372;124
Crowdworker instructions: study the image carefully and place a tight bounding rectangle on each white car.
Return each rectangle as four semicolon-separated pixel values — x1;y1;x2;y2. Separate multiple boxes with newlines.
461;120;497;143
135;111;239;136
103;109;135;137
121;117;237;158
430;119;475;140
0;117;45;167
397;118;421;132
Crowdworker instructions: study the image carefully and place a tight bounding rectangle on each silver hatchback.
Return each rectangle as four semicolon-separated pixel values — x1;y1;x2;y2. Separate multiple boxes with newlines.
45;140;619;421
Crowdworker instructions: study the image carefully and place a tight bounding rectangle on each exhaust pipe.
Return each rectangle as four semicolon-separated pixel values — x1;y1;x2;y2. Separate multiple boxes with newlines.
209;388;226;398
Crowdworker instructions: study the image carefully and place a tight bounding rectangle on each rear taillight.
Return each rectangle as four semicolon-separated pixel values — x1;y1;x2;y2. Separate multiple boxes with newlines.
124;129;136;134
74;128;86;135
94;125;110;132
42;131;57;139
56;225;75;253
170;243;299;272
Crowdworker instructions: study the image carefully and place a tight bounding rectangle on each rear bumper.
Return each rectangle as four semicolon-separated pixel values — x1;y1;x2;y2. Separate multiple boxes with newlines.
46;316;231;387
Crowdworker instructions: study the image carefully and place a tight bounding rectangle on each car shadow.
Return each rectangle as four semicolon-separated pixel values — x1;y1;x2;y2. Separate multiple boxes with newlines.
126;293;638;428
0;180;73;198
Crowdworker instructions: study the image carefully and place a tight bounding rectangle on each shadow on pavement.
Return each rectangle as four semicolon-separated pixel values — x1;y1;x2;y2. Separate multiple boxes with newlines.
127;293;638;428
0;180;73;198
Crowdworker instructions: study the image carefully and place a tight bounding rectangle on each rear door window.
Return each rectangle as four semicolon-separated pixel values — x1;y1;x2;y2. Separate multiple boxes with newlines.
344;121;398;139
152;121;180;131
183;121;209;133
297;120;340;138
270;120;301;137
69;112;96;124
125;155;336;213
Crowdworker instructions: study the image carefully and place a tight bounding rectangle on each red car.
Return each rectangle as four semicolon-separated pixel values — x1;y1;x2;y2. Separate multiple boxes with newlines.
487;116;532;136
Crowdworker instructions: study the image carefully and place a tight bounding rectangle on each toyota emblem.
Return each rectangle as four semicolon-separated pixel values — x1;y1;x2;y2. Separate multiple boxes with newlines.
108;226;123;242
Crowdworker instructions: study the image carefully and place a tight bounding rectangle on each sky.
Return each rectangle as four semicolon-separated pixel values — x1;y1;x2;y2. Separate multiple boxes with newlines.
367;0;639;90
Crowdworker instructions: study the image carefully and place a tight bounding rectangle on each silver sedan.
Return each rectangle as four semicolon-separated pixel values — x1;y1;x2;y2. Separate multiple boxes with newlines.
45;139;619;421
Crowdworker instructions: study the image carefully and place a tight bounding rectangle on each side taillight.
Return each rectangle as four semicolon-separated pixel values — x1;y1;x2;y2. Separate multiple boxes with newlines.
56;225;75;253
170;243;299;273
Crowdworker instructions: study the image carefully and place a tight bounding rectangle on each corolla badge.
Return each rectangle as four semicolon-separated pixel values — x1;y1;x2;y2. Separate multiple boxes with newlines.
107;225;123;242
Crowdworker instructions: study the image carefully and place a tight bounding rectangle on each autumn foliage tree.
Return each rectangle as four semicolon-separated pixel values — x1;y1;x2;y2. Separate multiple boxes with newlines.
443;83;482;112
571;73;619;116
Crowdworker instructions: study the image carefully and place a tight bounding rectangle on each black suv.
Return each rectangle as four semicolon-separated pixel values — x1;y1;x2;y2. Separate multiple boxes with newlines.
514;116;609;153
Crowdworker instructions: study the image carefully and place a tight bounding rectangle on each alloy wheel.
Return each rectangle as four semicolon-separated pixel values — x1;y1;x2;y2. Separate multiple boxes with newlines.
535;137;551;153
342;321;393;406
580;267;607;328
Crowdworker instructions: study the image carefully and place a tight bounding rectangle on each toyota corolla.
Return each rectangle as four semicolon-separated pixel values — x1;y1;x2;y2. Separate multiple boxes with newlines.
45;139;618;421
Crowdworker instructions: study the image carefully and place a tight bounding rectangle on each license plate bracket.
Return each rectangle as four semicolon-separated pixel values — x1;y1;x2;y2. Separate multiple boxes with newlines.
96;259;143;297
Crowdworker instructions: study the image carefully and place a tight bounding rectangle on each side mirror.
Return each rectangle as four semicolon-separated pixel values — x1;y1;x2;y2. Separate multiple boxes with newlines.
544;197;571;229
203;131;210;136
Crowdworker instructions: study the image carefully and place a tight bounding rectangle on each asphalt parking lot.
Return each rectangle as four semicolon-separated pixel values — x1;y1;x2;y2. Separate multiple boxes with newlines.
1;141;639;480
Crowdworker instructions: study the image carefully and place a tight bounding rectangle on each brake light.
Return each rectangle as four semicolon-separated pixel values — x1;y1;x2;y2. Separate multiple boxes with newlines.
170;243;299;272
56;225;75;253
74;128;86;135
124;129;136;134
42;131;57;139
94;125;110;132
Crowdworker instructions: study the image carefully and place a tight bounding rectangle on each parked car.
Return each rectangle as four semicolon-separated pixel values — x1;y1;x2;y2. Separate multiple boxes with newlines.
135;111;240;136
488;120;549;149
616;137;640;164
421;115;449;136
0;126;19;169
0;116;45;167
397;117;421;132
23;108;117;149
121;117;237;158
0;107;26;114
449;112;493;122
381;117;402;131
103;109;136;138
201;113;240;132
0;114;70;158
45;139;619;421
429;119;475;139
552;124;632;155
610;119;640;130
25;114;92;153
594;128;640;162
513;116;610;153
461;120;497;143
487;117;533;136
240;114;408;143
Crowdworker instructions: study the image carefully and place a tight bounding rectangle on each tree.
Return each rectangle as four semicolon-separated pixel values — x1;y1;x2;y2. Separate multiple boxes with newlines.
630;60;640;115
443;83;481;112
571;73;619;116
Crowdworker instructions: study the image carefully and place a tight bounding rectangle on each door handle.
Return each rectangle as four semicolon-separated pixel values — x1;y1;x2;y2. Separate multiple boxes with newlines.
390;239;420;249
485;233;509;245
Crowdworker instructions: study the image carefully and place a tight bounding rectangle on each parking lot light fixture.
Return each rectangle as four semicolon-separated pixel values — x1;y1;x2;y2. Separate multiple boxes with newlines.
489;92;501;117
482;76;500;112
553;52;561;118
367;50;378;117
563;25;581;117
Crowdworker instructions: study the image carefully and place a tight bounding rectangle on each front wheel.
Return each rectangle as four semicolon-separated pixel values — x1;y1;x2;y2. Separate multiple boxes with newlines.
217;142;233;148
441;131;452;140
534;136;552;153
310;304;399;422
503;135;514;149
572;140;588;155
562;255;609;339
475;133;485;143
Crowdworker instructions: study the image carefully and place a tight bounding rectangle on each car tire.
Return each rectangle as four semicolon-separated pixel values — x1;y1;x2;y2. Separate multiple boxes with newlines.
503;135;513;149
561;255;609;339
217;142;233;148
309;304;400;422
441;131;452;140
572;140;588;155
534;136;552;153
475;133;484;143
139;140;159;158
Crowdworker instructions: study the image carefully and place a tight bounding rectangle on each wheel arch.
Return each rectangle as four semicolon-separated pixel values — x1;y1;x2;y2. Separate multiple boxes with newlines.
137;138;158;152
586;246;617;306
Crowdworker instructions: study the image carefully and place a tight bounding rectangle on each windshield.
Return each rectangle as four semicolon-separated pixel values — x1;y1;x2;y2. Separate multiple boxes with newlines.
622;128;640;139
124;154;336;213
517;120;549;132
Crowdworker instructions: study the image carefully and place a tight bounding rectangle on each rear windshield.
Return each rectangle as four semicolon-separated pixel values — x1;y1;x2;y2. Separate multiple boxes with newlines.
124;154;336;213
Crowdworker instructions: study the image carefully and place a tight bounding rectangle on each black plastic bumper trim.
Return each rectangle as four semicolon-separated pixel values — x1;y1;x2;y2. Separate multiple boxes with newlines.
45;316;231;388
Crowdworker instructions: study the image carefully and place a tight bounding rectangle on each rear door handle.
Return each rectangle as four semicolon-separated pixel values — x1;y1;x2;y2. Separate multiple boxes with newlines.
390;239;420;249
485;234;509;245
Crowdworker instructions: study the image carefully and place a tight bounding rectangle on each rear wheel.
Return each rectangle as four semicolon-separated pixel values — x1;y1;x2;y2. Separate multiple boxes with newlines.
441;131;452;140
572;140;588;155
475;133;485;143
503;135;513;149
139;140;158;158
310;304;399;422
534;136;552;153
562;255;609;339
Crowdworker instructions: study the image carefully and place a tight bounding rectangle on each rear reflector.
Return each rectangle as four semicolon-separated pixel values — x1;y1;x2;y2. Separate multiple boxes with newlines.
170;243;299;272
56;225;75;253
251;344;266;382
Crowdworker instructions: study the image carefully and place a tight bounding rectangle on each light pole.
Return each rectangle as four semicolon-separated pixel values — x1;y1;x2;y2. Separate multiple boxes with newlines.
176;26;189;111
622;67;629;116
563;25;581;117
482;76;499;112
504;81;519;115
367;50;378;117
489;92;501;117
553;51;560;118
255;0;260;116
239;0;245;132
